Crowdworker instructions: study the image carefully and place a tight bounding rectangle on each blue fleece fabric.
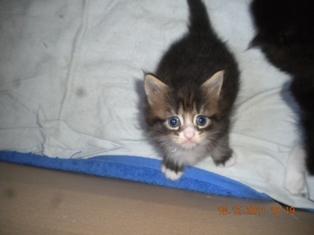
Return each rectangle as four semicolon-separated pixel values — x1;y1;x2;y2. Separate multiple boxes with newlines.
0;151;271;201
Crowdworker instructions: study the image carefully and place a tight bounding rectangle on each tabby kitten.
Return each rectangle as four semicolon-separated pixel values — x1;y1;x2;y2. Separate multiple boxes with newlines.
144;0;239;180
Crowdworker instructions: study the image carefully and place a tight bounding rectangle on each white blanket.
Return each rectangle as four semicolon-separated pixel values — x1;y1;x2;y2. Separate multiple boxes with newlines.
0;0;313;209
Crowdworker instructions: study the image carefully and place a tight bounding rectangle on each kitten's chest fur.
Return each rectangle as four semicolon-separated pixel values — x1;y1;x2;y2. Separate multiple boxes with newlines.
164;141;210;165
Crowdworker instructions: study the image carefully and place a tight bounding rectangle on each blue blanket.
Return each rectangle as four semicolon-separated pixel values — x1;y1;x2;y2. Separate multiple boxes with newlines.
0;151;270;201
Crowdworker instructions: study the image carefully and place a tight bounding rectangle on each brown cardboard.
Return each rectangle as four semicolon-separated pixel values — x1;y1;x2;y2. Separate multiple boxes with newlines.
0;162;313;235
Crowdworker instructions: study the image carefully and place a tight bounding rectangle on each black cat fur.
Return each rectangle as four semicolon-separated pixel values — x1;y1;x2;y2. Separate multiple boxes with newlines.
250;0;314;174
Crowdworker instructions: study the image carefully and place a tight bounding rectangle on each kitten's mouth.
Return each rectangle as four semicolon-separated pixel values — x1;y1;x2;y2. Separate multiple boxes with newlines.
181;140;198;149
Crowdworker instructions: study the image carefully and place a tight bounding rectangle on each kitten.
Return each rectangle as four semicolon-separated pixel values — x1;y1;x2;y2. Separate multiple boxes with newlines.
250;0;314;195
143;0;239;180
250;0;314;176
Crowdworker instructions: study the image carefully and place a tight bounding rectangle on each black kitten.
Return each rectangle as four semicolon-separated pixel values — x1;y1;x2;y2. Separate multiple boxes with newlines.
250;0;314;174
143;0;239;180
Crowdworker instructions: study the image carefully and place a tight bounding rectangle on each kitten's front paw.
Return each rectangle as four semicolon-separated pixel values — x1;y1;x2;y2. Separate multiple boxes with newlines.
161;165;183;181
211;144;234;167
217;154;236;168
212;150;234;167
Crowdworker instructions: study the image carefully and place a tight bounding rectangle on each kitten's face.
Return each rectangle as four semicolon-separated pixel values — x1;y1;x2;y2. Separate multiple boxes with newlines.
144;71;224;151
162;107;212;150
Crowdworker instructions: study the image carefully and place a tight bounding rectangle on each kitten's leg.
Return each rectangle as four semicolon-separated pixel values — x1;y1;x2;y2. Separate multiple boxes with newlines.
161;158;184;181
285;143;306;195
211;135;236;167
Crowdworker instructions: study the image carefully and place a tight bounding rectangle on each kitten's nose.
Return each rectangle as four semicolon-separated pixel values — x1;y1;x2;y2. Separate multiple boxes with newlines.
183;127;195;140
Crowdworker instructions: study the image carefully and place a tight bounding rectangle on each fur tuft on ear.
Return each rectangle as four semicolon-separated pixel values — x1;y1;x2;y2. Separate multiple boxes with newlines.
201;70;224;100
144;74;169;106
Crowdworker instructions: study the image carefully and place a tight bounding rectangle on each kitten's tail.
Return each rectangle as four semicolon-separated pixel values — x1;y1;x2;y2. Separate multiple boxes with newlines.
187;0;212;34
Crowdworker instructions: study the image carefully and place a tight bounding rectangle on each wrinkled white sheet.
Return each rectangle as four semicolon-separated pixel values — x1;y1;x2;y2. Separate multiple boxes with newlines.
0;0;313;208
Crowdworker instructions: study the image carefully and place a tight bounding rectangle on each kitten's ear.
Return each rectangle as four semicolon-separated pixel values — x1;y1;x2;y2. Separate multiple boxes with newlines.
201;70;224;100
144;74;169;106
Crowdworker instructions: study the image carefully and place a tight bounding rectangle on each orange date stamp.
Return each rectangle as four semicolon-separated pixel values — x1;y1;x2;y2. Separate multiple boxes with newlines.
217;205;296;217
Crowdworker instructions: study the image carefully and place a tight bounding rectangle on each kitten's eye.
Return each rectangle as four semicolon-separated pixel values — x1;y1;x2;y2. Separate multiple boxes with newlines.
166;116;181;130
194;115;210;128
